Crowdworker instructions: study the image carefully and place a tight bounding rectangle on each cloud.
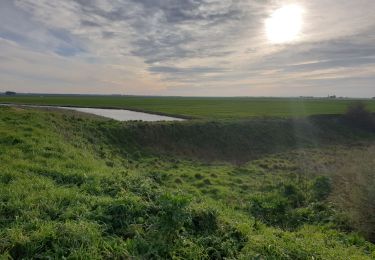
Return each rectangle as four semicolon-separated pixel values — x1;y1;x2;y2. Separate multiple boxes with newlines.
0;0;374;96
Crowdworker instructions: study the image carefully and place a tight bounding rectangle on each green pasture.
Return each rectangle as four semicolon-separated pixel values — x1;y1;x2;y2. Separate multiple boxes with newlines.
1;95;374;119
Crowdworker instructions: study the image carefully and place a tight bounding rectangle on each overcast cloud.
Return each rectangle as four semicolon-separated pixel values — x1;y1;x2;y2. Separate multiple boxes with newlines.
0;0;374;97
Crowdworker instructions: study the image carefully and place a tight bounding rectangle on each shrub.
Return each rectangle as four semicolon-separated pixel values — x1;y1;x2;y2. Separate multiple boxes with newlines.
345;102;375;131
155;193;190;237
249;182;335;230
96;196;148;238
129;193;191;258
147;171;168;184
194;225;248;259
191;208;218;234
311;176;332;201
195;173;204;179
290;202;335;228
248;194;290;227
282;183;305;208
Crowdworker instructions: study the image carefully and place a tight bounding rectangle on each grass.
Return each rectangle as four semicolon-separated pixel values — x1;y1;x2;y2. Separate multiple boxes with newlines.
1;95;375;119
328;145;375;241
0;106;375;259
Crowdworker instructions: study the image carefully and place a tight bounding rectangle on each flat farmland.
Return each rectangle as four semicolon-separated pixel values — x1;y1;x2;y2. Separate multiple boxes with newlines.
1;95;374;119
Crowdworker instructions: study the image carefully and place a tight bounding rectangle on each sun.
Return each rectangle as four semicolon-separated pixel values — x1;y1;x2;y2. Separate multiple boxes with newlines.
266;5;304;44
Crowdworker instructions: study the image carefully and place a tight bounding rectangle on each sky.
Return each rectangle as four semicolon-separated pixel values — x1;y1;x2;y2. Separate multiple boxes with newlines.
0;0;374;97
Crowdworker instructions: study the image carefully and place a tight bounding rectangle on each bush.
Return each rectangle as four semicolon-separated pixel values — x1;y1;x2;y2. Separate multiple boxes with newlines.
249;182;336;230
282;183;306;208
96;196;148;238
129;194;192;258
249;194;290;227
155;193;190;237
192;223;248;259
191;208;218;234
345;102;375;131
311;176;332;201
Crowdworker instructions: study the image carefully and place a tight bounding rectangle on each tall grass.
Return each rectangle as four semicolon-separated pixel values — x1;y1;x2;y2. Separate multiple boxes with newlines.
330;145;375;241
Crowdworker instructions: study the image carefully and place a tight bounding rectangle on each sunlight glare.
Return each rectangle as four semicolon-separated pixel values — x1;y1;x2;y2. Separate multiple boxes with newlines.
266;5;304;44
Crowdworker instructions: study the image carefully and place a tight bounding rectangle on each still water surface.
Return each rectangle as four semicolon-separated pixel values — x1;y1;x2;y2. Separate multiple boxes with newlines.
0;104;185;122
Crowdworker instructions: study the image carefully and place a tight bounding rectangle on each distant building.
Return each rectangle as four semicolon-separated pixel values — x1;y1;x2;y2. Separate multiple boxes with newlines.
328;95;336;99
5;91;16;96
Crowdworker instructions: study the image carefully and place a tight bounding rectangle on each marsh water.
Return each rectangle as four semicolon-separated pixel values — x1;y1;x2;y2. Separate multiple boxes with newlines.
0;104;185;122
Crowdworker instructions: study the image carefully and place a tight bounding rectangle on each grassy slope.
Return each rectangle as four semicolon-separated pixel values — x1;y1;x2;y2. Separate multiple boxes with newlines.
114;115;374;163
0;107;375;259
1;95;375;119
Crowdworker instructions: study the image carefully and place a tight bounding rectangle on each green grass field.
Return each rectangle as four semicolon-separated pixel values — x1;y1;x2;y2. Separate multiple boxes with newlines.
1;95;374;119
1;106;375;259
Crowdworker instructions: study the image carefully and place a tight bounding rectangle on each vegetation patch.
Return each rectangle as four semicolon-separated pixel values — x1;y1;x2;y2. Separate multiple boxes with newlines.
1;95;375;119
0;106;374;259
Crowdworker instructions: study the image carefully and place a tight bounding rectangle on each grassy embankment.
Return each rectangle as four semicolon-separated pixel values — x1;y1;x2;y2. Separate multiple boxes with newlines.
1;95;375;119
0;106;375;259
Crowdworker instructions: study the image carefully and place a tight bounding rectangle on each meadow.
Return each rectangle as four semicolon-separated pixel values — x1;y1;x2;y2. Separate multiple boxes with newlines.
1;95;375;119
0;105;375;259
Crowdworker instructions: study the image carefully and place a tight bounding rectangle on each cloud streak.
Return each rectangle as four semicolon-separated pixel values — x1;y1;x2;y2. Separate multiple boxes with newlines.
0;0;374;97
